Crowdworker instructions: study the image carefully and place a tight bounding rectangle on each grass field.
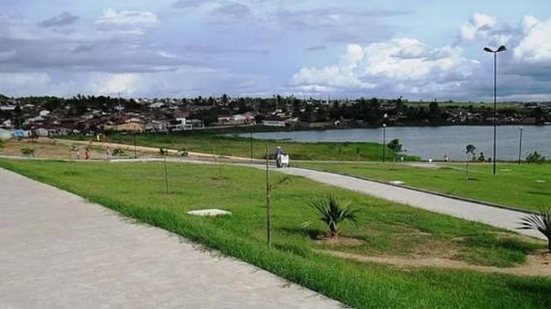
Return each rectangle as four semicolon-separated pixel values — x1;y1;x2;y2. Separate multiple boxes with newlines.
1;159;550;308
97;130;420;161
293;162;551;212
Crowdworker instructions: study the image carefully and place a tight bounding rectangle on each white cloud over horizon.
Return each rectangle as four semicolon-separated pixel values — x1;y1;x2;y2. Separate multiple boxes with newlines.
1;1;551;101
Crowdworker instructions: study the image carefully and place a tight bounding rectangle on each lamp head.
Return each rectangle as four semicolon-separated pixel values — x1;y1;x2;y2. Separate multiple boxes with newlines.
497;45;507;52
483;47;493;53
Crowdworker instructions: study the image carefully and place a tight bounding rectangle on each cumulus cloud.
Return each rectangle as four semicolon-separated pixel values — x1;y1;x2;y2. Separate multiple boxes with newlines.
291;39;477;96
460;13;497;41
38;12;79;28
0;50;16;62
172;0;205;9
212;1;252;19
513;16;551;63
276;7;403;42
90;73;142;95
95;9;158;27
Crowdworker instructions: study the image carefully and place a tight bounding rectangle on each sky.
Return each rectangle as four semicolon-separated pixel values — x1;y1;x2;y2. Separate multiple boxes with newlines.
1;0;550;101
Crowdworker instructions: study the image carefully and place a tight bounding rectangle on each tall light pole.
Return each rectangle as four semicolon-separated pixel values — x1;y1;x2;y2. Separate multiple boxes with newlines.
133;129;137;159
250;123;253;163
382;113;388;162
484;45;506;175
518;126;523;165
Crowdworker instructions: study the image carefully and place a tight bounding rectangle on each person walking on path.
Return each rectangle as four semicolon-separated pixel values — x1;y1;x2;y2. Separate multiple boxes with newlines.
275;146;285;168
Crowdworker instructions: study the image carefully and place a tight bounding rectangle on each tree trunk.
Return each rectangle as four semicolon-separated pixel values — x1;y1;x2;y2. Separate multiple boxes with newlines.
330;224;338;237
265;146;272;248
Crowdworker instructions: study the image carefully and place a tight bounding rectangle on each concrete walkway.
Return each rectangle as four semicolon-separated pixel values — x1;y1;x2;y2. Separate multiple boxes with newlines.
264;166;544;240
0;168;342;309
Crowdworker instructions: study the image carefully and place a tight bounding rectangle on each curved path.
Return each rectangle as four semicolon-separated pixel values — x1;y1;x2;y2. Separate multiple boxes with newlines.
259;166;544;240
0;168;342;309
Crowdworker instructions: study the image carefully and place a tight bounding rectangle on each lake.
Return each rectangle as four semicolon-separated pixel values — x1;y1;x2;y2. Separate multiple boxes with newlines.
241;125;550;161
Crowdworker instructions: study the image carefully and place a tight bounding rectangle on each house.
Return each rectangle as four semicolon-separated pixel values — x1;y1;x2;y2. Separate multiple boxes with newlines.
1;119;12;128
104;119;145;132
0;128;12;140
145;120;169;132
167;118;204;131
216;114;255;126
261;119;287;127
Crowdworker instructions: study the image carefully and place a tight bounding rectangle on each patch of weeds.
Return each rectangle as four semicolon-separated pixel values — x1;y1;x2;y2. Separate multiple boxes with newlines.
273;242;313;258
62;170;81;176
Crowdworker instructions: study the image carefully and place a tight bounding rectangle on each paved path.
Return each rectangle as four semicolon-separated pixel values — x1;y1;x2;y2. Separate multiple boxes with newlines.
260;166;544;240
0;168;342;309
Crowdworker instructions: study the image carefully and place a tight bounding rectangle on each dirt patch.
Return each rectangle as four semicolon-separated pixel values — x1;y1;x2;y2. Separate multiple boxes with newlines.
405;162;442;169
0;138;154;160
313;235;364;247
323;250;551;277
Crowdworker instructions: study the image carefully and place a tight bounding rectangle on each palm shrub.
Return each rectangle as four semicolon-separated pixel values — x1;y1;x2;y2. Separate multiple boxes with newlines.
518;209;551;251
309;195;359;237
526;151;546;164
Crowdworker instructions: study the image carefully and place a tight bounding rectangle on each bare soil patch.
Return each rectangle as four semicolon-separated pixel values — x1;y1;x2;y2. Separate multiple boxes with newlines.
405;162;442;169
323;250;551;277
313;235;364;247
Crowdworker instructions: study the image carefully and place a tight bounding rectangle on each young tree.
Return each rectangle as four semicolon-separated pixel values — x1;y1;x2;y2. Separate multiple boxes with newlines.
387;139;402;162
465;144;476;180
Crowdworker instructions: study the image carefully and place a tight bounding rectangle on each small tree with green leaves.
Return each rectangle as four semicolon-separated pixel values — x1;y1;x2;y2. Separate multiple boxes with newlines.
20;147;35;157
518;209;551;252
526;151;546;164
387;139;402;162
465;144;476;180
309;195;359;237
112;148;125;156
177;147;188;157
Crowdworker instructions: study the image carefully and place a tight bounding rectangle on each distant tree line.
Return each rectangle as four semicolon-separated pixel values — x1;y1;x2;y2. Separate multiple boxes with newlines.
1;93;549;127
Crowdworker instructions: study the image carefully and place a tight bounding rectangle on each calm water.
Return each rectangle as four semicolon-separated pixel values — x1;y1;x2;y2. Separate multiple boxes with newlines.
242;126;551;161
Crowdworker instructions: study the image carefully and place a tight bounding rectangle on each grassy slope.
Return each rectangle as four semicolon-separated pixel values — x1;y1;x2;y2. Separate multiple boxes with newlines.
100;131;420;161
0;159;550;308
294;162;551;212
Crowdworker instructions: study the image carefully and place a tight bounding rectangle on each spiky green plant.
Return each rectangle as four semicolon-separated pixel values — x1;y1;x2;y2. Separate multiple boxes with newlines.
518;209;551;251
309;195;359;237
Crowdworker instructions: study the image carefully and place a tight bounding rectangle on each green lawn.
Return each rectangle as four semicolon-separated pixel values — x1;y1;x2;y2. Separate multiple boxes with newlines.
294;162;551;212
96;130;420;161
1;159;550;308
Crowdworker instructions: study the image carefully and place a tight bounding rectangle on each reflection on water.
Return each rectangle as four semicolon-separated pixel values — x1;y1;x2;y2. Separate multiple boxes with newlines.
240;125;550;161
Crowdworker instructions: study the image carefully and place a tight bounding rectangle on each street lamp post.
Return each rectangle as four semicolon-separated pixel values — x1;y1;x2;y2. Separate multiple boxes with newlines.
484;45;506;175
382;113;388;162
133;130;137;159
250;124;253;163
518;126;523;165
